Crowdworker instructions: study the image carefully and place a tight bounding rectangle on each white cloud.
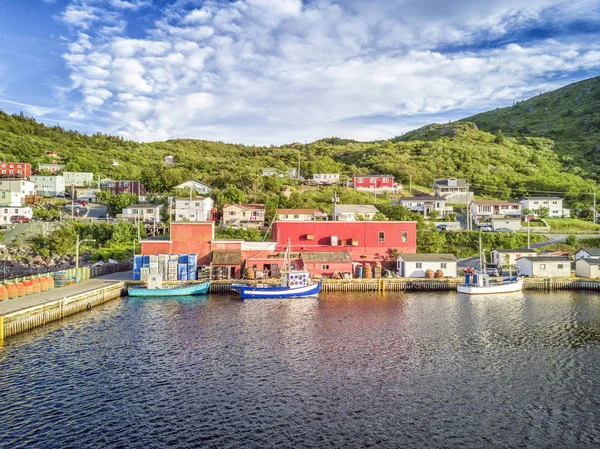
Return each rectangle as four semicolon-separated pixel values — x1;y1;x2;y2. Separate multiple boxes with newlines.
58;0;600;144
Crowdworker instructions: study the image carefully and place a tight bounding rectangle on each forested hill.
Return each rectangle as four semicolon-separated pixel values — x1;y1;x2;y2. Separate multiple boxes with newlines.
0;109;595;205
460;75;600;181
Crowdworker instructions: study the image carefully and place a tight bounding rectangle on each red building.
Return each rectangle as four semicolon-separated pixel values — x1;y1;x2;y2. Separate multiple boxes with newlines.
141;222;214;265
108;180;146;196
300;252;353;277
0;162;31;179
353;174;400;192
272;221;417;267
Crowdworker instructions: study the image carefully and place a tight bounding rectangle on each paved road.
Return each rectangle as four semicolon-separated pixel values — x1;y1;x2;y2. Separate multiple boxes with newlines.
0;271;132;315
86;203;108;219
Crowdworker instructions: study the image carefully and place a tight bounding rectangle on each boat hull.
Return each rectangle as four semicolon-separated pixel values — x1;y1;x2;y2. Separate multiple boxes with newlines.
457;278;523;295
231;281;322;299
127;281;210;297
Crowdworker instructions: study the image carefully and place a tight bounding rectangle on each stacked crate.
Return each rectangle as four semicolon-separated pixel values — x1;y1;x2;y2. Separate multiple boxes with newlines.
149;255;159;275
188;254;198;281
133;255;143;280
178;254;189;281
168;261;178;281
140;267;149;281
197;266;211;282
158;254;169;280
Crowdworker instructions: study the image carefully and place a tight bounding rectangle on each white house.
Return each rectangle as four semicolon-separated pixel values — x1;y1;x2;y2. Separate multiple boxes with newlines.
175;180;212;195
38;162;65;174
575;258;600;278
222;203;266;228
520;197;570;218
0;179;36;196
276;208;328;221
0;206;33;225
119;204;162;222
76;187;100;203
30;175;65;197
0;191;26;207
490;217;522;231
396;253;457;278
515;257;571;278
470;200;521;221
333;204;379;221
62;172;94;187
491;248;537;266
574;247;600;261
397;195;452;218
433;178;473;203
174;196;214;221
312;173;340;185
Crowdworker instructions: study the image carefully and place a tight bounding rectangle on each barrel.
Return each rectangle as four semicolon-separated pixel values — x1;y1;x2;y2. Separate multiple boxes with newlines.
356;265;364;279
6;282;18;299
364;263;372;279
15;280;26;297
23;279;33;295
32;277;41;293
46;274;54;290
0;284;7;301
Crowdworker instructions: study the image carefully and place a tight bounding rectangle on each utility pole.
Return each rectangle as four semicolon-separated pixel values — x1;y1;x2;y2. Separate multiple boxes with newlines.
593;192;597;224
527;214;531;249
76;235;95;277
332;190;340;221
409;175;412;196
189;186;193;221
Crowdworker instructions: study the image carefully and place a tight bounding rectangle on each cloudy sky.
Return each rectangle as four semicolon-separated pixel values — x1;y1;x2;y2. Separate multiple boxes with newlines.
0;0;599;144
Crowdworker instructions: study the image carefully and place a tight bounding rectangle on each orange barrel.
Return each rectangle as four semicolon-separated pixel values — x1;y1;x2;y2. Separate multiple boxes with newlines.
364;263;373;278
40;275;50;292
23;279;34;295
45;274;54;290
32;277;41;293
6;282;18;299
15;280;26;297
0;284;7;301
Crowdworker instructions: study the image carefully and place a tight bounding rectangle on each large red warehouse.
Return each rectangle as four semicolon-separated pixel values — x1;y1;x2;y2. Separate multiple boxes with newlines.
272;220;417;266
141;222;214;265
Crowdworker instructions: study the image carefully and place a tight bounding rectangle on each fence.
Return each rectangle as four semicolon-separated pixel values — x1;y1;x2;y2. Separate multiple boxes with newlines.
90;261;132;278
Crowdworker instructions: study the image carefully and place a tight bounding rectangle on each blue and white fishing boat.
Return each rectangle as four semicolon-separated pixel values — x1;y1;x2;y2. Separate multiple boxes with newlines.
231;239;321;299
128;274;210;297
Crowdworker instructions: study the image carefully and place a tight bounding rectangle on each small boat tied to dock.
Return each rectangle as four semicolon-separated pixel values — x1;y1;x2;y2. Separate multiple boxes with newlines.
128;273;210;297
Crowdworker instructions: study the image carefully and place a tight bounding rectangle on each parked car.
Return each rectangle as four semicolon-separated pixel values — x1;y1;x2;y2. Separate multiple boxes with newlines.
479;225;492;232
485;264;500;276
76;200;89;206
495;228;515;233
10;215;30;223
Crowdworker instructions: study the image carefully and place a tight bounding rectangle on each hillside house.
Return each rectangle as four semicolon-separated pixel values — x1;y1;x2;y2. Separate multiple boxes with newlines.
0;179;36;199
470;200;521;222
516;257;571;278
119;204;162;222
490;217;522;231
311;173;340;185
353;175;400;193
30;175;65;197
37;163;65;174
63;172;94;187
0;162;31;179
333;204;379;221
107;180;146;196
175;180;212;195
433;178;472;203
491;248;537;266
396;253;457;278
397;195;452;218
276;208;327;221
174;197;214;222
520;197;570;218
0;206;33;225
222;203;265;228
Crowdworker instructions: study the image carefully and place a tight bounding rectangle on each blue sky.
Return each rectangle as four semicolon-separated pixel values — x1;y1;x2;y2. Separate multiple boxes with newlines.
0;0;599;144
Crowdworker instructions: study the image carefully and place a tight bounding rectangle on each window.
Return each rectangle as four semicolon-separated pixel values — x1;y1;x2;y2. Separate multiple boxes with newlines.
378;231;385;242
14;209;18;213
358;178;364;183
370;177;376;183
402;231;408;242
146;209;153;214
540;264;546;269
321;264;329;270
557;264;564;269
383;177;388;182
294;214;299;219
441;263;447;268
416;263;422;268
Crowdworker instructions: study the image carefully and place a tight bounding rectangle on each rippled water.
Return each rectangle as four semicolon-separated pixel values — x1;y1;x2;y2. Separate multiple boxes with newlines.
2;292;600;448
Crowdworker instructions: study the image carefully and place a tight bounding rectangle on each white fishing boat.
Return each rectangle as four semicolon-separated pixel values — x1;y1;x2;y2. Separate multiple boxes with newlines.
457;232;523;295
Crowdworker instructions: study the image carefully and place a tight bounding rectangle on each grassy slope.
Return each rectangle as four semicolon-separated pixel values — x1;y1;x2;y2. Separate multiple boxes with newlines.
460;75;600;180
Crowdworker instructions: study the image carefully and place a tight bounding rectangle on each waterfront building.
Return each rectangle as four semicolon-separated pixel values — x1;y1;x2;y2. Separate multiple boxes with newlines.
174;196;214;221
333;204;379;221
276;208;327;221
30;175;65;197
575;247;600;261
300;252;353;277
0;162;31;179
575;258;600;278
63;172;94;187
515;256;571;278
119;204;162;222
222;203;265;228
140;222;215;266
491;248;537;266
396;253;457;278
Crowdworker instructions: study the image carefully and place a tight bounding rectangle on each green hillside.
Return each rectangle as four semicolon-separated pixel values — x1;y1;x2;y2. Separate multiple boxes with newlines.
460;75;600;180
0;109;596;211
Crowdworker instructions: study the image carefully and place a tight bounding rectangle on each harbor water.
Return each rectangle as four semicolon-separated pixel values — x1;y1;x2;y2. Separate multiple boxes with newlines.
1;291;600;448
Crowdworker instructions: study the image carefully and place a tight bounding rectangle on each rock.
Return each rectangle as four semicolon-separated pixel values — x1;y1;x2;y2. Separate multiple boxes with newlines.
32;255;45;265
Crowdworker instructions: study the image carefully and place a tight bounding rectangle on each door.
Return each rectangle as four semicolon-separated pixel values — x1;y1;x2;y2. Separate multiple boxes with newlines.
271;264;279;277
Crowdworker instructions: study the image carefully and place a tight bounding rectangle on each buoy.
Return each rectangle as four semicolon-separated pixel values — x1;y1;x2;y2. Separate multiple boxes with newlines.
6;282;17;299
32;276;41;293
15;280;25;297
23;279;33;295
0;284;7;301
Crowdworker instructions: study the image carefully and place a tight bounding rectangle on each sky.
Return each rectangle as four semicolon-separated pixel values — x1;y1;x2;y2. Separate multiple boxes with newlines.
0;0;599;145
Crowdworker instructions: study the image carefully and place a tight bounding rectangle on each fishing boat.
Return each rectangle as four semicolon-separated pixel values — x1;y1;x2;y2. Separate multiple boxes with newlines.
457;232;523;295
230;239;321;299
128;274;210;297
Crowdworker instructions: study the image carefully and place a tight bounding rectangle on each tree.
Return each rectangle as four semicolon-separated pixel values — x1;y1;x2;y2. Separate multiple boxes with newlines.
566;234;578;247
106;192;138;216
537;206;550;219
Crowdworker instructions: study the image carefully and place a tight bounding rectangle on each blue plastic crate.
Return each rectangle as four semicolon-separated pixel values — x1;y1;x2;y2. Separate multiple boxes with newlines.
188;271;197;281
142;255;150;264
133;272;141;281
179;254;189;264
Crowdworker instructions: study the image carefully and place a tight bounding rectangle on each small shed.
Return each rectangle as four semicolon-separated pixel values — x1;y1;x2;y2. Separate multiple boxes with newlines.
515;256;571;278
396;253;457;278
575;258;600;278
574;247;600;261
300;251;353;278
211;250;242;279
